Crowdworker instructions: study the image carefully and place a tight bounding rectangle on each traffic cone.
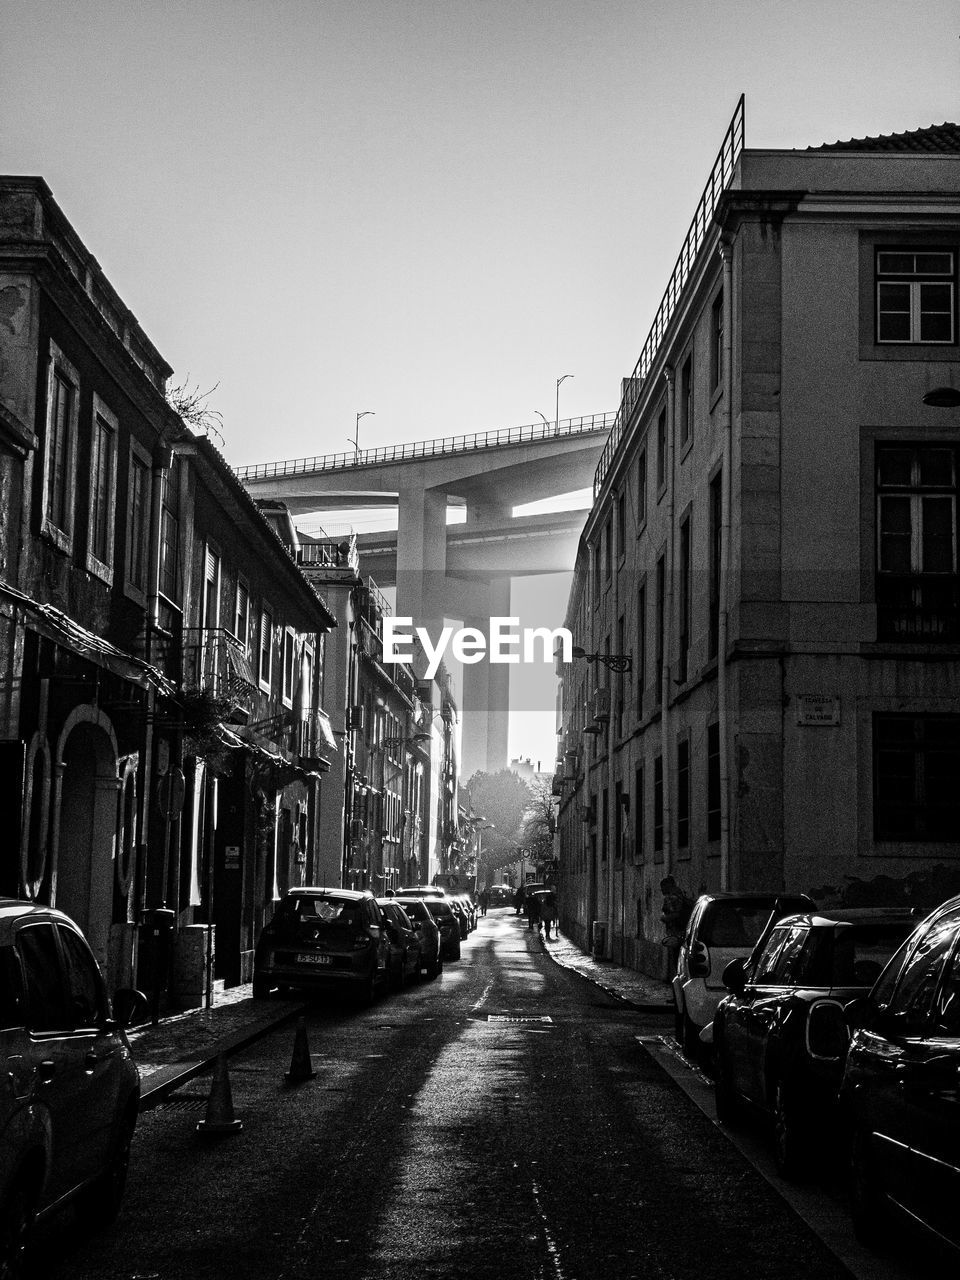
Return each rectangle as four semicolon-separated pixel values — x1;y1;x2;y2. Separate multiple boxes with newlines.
284;1015;315;1083
196;1053;243;1136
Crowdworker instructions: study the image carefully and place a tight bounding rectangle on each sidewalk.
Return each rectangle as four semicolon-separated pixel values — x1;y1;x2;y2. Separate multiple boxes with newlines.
540;926;674;1012
128;985;306;1108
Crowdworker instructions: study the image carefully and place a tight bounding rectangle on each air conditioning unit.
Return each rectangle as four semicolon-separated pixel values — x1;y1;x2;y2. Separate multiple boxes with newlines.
593;688;610;724
564;751;578;780
347;705;364;731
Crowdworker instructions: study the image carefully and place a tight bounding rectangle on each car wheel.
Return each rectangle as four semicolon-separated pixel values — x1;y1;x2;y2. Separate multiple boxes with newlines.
78;1110;136;1228
772;1079;808;1180
0;1176;38;1280
849;1126;888;1248
252;977;271;999
424;956;441;980
357;968;378;1007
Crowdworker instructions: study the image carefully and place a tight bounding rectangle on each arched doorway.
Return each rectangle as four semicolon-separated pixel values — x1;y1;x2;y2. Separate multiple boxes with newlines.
54;711;119;974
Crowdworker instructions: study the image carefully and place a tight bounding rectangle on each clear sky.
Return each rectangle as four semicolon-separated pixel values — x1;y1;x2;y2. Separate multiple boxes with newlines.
3;0;958;764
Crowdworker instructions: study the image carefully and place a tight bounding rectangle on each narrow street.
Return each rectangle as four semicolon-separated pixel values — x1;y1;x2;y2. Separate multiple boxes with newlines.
30;910;893;1280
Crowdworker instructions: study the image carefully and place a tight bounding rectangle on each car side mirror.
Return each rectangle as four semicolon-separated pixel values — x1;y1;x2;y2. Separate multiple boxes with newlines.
113;987;150;1028
722;958;747;995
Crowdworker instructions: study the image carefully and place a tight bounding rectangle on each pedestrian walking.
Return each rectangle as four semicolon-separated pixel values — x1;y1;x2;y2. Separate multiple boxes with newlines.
527;892;541;932
479;889;489;916
514;885;526;916
540;891;557;940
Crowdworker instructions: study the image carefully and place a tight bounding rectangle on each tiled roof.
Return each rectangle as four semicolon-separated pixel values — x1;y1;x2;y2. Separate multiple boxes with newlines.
810;122;960;153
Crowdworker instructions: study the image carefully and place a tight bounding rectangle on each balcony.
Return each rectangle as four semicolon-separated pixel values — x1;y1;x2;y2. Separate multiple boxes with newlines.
181;627;258;701
876;576;960;643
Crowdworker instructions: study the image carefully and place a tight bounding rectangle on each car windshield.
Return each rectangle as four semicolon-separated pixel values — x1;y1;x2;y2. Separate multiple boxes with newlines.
399;901;427;921
701;901;778;947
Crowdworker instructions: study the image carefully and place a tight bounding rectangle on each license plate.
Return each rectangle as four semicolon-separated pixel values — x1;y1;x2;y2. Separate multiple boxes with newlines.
296;952;331;965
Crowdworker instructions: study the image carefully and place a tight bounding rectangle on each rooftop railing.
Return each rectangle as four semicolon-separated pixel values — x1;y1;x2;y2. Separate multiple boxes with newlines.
594;95;745;498
236;413;616;482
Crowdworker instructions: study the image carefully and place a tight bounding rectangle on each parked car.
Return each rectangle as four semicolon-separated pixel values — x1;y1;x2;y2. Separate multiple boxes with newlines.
673;892;815;1057
396;894;461;961
391;898;443;979
447;898;470;940
839;893;960;1253
713;907;919;1178
253;888;390;1004
0;900;148;1276
451;894;476;933
488;885;513;908
376;899;423;989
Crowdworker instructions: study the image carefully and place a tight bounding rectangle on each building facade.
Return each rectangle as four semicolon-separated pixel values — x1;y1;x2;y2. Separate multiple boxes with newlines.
555;107;960;974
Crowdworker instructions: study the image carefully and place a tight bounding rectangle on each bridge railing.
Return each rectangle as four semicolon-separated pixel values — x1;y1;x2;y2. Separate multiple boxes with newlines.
594;95;745;498
236;412;616;482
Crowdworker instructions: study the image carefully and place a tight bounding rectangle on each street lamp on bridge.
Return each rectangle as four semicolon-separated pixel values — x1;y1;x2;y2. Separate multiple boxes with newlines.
349;410;374;458
556;373;573;433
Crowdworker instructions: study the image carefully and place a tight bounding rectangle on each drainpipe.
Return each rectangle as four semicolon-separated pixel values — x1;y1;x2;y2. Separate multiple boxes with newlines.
718;242;734;891
661;367;676;879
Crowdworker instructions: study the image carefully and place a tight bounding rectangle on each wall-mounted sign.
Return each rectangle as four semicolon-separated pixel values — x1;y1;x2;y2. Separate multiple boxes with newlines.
797;696;840;727
224;845;241;871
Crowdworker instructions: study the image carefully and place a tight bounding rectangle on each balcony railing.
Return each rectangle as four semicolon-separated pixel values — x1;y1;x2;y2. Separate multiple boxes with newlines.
236;413;616;482
877;576;960;642
594;96;745;498
181;627;257;698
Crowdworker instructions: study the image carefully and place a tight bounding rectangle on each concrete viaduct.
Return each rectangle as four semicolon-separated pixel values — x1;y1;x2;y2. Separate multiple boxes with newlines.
237;413;613;776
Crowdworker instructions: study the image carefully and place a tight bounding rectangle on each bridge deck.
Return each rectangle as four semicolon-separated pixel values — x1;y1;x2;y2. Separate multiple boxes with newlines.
236;413;614;481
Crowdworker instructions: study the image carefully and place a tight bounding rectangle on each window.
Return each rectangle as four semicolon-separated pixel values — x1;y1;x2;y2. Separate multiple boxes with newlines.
88;396;117;575
616;615;625;738
876;444;958;641
679;353;693;447
58;926;105;1027
707;722;721;842
282;629;296;705
634;765;644;862
604;516;612;580
637;449;647;529
259;606;274;689
676;738;690;850
126;447;151;593
203;545;221;631
934;932;960;1034
235;579;250;648
636;582;646;718
42;343;80;548
600;789;608;861
876;249;955;344
711;289;724;390
753;926;790;983
614;782;624;860
887;915;957;1021
656;407;667;491
678;513;691;683
653;755;663;854
159;455;182;603
617;493;626;559
592;541;601;604
709;473;722;658
874;713;960;841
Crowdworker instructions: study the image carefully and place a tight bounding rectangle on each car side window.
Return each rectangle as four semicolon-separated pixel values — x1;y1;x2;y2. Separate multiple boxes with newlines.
0;945;25;1029
934;942;960;1034
752;926;790;983
887;917;957;1022
770;926;809;983
57;925;106;1028
17;923;71;1032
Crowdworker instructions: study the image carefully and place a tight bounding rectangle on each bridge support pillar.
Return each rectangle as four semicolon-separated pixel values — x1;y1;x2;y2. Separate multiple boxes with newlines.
461;577;511;779
396;486;447;629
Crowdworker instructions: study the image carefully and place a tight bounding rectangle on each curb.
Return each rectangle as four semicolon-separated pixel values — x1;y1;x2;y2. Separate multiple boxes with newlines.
136;1000;309;1110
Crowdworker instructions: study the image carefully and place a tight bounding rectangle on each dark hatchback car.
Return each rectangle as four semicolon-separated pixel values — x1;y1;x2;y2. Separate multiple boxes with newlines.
392;898;443;979
713;907;918;1178
396;894;461;962
839;894;960;1255
253;888;390;1004
0;901;146;1276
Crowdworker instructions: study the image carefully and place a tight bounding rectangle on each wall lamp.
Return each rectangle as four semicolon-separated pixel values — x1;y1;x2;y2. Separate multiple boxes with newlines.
570;645;632;673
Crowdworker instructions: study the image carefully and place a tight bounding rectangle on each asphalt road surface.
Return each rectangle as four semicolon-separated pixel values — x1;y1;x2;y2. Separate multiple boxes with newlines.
38;910;879;1280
